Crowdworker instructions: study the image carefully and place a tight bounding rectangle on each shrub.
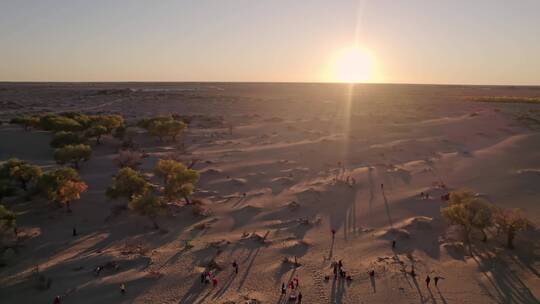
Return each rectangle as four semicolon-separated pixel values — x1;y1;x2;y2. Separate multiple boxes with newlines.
113;150;143;169
54;144;92;169
57;180;88;212
0;204;16;235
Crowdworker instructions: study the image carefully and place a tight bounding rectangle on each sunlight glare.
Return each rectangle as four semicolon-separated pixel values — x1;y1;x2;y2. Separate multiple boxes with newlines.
332;46;374;83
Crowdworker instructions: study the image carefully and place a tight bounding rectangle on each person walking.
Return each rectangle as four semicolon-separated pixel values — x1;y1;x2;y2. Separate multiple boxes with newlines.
281;282;286;295
331;229;336;239
120;283;126;295
53;296;62;304
72;227;77;237
297;292;303;303
426;275;431;287
232;261;238;274
392;240;396;249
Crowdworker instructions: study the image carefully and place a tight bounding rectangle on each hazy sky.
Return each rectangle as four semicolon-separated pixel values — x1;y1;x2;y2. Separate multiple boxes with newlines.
1;0;539;84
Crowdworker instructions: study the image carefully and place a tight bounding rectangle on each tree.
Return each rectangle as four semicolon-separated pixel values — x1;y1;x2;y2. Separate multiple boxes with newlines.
10;115;40;130
441;190;494;242
0;158;42;192
54;144;92;169
106;167;150;200
57;180;88;212
154;159;199;203
89;114;124;132
113;149;143;169
85;125;108;145
494;208;531;249
39;114;82;132
50;131;85;148
0;204;16;235
164;120;186;141
128;193;164;229
38;167;84;206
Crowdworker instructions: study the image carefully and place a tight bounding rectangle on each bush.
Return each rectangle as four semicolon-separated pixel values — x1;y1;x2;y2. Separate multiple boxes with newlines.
54;144;92;169
0;204;16;234
50;131;85;148
113;150;143;169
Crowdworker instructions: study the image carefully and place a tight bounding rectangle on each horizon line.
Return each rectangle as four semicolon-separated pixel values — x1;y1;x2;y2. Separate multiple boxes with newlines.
0;80;539;87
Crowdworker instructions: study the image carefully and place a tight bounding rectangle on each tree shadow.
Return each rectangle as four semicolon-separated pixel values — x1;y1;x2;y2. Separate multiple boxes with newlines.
471;246;539;304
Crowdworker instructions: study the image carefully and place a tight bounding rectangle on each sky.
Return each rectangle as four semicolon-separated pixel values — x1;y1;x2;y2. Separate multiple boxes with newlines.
1;0;539;85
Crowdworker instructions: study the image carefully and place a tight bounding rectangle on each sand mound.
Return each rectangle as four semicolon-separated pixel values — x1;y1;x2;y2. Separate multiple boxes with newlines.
200;168;223;175
403;216;434;230
228;178;247;186
380;228;411;240
271;177;294;185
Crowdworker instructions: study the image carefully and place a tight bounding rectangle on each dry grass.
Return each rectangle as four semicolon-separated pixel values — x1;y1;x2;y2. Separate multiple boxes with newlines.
469;96;540;104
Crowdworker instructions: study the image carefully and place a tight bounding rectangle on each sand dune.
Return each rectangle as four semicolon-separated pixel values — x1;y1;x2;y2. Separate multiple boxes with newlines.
1;83;539;303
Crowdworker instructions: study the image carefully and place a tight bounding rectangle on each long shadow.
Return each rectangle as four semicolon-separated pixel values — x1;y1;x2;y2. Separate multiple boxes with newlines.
367;168;375;226
328;237;335;259
370;275;377;293
411;273;425;303
436;286;448;304
178;276;207;304
426;286;437;304
471;247;539;304
236;231;269;291
381;188;393;228
330;275;346;304
212;271;236;299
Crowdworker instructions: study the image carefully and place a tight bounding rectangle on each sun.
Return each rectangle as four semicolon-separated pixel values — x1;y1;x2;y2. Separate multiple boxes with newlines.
331;46;374;83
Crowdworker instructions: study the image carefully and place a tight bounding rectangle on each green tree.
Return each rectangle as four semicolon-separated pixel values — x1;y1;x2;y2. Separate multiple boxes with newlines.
129;193;164;229
90;114;124;132
165;120;186;141
494;208;531;249
10;115;41;130
0;204;16;235
85;125;108;144
0;158;42;192
54;144;92;169
441;190;494;242
50;131;85;148
154;159;198;203
106;167;150;200
39;114;82;132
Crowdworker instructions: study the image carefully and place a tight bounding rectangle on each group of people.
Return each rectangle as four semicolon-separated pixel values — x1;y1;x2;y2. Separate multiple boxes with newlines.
331;259;353;281
281;276;302;303
200;269;219;287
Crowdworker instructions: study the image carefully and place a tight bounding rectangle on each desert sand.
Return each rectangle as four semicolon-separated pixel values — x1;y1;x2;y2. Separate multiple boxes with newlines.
0;83;539;303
